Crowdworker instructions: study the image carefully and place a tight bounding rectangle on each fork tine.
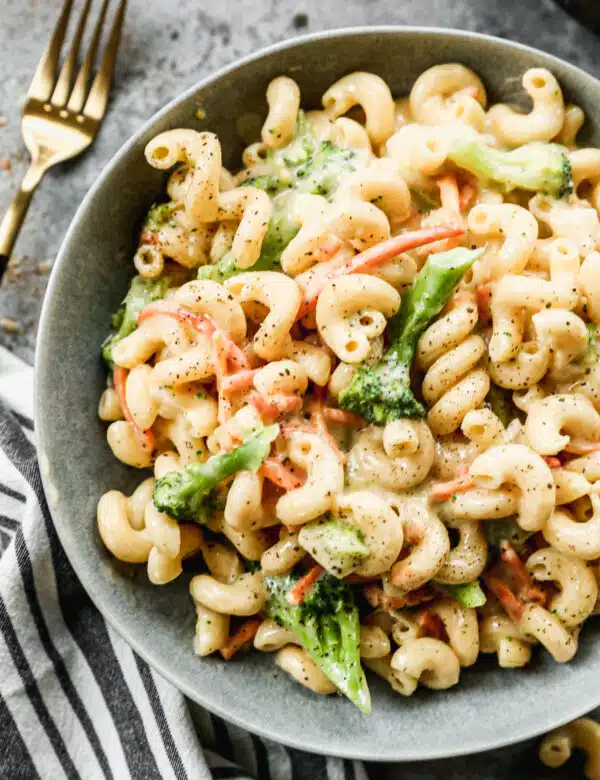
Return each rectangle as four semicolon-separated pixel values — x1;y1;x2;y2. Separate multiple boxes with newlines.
27;0;74;101
51;0;93;107
66;0;110;114
83;0;127;121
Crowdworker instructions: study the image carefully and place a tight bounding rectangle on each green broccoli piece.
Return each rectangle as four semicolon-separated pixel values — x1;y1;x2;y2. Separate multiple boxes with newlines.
486;383;521;428
484;516;533;555
265;570;371;714
101;275;172;367
153;425;279;524
438;581;486;608
448;136;572;198
582;322;599;367
297;518;369;578
143;200;180;232
339;246;484;425
197;195;300;283
293;140;355;197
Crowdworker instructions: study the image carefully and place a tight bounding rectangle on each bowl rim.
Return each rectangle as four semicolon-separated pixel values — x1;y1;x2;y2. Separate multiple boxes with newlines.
35;25;600;761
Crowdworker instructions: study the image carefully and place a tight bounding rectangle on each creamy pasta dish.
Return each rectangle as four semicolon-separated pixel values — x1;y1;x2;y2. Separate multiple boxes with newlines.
97;64;600;713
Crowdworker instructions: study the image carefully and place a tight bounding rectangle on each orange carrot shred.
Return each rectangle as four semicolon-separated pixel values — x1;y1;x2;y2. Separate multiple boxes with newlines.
287;565;325;606
363;584;434;611
113;366;156;454
437;174;460;215
296;226;465;319
458;182;477;212
500;542;546;606
323;407;366;428
476;283;493;324
308;398;347;463
139;230;160;245
137;300;214;336
219;618;261;660
418;610;446;641
260;457;306;491
248;391;302;421
429;468;474;503
543;456;562;469
221;369;259;397
483;572;525;623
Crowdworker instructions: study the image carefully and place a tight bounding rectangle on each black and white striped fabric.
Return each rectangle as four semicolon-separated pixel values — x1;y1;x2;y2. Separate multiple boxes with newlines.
0;346;370;780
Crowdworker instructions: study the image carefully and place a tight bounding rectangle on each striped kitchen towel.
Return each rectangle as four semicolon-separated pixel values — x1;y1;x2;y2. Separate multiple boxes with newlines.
0;344;370;780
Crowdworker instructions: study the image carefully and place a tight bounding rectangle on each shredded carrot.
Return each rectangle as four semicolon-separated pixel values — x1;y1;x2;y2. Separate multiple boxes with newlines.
418;610;446;641
137;300;214;336
429;468;474;503
248;391;302;421
139;230;160;245
139;301;250;373
363;584;435;611
280;422;318;437
296;226;465;319
260;457;306;491
476;283;493;324
220;369;259;398
458;181;477;212
543;456;562;469
437;174;460;215
287;565;325;606
323;407;366;428
112;366;156;453
483;572;525;623
219;618;261;660
308;392;347;463
500;542;546;606
212;329;251;373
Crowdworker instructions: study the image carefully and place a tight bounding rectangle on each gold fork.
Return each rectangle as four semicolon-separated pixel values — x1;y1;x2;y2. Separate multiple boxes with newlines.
0;0;127;279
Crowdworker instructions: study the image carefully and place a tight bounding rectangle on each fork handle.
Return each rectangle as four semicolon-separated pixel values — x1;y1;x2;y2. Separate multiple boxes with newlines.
0;163;45;280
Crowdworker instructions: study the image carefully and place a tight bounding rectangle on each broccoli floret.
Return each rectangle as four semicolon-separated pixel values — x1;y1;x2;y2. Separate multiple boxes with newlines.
438;581;486;608
448;136;572;198
297;518;369;578
339;246;484;425
294;140;355;197
101;275;172;366
143;200;180;232
197;194;300;283
153;425;279;524
265;570;371;714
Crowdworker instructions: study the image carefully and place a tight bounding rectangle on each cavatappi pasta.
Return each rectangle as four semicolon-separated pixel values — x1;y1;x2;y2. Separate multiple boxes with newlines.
98;65;600;714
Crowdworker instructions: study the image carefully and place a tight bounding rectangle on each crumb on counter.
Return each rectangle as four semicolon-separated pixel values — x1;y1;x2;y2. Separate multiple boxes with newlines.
35;259;54;274
0;317;22;334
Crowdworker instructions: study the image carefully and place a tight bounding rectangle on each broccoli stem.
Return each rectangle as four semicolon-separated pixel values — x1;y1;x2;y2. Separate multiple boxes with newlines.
437;581;486;608
265;571;371;714
447;136;572;198
153;425;279;524
339;246;484;425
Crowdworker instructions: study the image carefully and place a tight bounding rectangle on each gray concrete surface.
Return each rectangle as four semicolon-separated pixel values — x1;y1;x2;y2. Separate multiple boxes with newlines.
1;1;598;777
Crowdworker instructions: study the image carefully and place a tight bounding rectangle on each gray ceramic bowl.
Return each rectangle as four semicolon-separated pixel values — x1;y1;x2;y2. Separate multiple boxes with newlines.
35;27;600;761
